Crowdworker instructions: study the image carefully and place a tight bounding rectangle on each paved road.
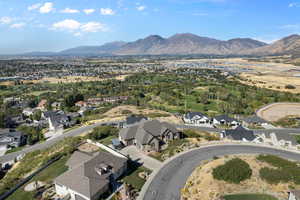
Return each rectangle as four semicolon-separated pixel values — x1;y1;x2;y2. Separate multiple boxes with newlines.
176;124;300;135
0;122;111;163
140;144;300;200
1;122;300;164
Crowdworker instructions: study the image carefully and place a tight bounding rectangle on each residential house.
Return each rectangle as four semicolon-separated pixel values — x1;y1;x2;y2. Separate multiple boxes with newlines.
75;101;87;108
242;115;268;127
213;114;239;126
0;129;27;151
120;115;148;128
221;126;256;142
289;190;300;200
119;120;181;152
55;151;127;200
183;112;210;125
43;111;70;133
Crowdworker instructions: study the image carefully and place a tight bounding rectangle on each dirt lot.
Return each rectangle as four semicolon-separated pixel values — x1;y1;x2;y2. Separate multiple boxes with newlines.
257;103;300;122
88;105;182;124
181;155;297;200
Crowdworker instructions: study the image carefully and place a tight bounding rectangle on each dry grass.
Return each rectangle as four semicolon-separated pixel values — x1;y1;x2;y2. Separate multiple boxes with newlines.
0;75;129;85
181;155;298;200
88;105;182;124
240;73;300;93
77;143;99;153
257;103;300;122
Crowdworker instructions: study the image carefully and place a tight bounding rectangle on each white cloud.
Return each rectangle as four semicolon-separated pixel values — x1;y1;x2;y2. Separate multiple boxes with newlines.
83;9;95;15
0;17;13;24
281;24;300;29
61;8;80;14
81;22;107;32
28;3;42;11
74;32;82;37
39;2;54;14
52;19;108;34
289;2;300;7
100;8;115;15
136;5;146;11
10;23;26;29
52;19;81;31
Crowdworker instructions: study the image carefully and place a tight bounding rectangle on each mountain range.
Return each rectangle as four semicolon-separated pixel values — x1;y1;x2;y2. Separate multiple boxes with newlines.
21;33;300;57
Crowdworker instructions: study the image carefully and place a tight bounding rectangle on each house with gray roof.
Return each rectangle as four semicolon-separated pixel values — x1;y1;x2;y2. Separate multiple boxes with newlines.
120;115;148;128
289;190;300;200
222;126;256;142
55;151;127;200
0;129;27;149
183;112;210;125
43;111;71;133
213;114;239;126
119;120;181;152
242;115;268;127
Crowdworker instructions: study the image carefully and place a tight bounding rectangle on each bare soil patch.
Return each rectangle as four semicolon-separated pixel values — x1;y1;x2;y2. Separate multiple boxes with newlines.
181;155;298;200
257;103;300;122
88;105;182;124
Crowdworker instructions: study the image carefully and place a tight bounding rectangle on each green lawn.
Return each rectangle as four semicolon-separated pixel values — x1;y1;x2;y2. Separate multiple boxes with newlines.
123;166;152;191
5;146;25;154
223;194;278;200
6;156;69;200
99;135;116;146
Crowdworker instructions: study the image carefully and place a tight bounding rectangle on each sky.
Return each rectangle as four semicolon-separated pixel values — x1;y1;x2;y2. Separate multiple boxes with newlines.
0;0;300;54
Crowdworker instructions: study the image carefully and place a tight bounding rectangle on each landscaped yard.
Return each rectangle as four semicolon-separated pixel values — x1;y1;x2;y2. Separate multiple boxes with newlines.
223;194;278;200
150;139;190;161
6;156;69;200
123;166;152;191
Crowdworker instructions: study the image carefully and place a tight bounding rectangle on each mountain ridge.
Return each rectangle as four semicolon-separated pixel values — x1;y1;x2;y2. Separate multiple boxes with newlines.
17;33;300;57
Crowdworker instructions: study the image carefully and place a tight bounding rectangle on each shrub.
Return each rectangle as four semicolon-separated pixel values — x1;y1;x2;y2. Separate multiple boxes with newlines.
259;167;291;184
121;110;132;115
212;158;252;184
88;126;118;141
285;84;296;89
257;155;300;185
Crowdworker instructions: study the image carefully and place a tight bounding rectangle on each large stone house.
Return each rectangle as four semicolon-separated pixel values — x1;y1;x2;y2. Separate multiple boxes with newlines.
119;120;181;152
55;151;127;200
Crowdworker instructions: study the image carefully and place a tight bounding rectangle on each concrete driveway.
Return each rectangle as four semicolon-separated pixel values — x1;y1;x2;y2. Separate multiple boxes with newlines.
120;146;162;171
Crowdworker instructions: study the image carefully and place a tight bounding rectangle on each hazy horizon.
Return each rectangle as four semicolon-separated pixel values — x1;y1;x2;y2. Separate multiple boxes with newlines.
0;0;300;54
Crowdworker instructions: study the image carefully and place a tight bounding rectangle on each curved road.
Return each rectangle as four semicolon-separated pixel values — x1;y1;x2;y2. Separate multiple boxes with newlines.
1;122;300;163
141;144;300;200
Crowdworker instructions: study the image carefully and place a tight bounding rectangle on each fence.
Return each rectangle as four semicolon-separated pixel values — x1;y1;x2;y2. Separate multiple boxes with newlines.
86;139;128;159
0;155;62;200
